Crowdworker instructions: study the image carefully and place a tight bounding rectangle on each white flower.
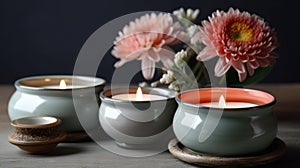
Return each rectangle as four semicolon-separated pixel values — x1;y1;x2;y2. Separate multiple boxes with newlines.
174;50;188;67
173;8;200;21
168;81;180;91
188;25;200;44
160;72;175;84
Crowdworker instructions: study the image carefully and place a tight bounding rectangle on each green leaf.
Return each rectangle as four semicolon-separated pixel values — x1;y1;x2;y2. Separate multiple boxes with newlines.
226;66;273;87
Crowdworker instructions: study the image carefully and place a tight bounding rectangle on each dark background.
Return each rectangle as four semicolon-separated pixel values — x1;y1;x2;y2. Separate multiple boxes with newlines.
0;0;299;84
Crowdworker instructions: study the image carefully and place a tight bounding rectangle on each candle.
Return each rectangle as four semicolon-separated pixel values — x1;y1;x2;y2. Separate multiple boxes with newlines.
42;80;83;89
8;75;106;133
99;86;178;150
112;87;167;101
174;87;277;156
200;95;258;109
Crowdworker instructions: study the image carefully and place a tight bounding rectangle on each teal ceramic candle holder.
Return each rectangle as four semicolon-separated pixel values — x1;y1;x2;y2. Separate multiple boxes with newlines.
99;87;178;149
8;75;106;133
173;87;277;156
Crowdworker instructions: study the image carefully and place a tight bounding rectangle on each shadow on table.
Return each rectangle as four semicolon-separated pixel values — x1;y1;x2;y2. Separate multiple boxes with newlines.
24;146;86;157
260;146;300;168
47;146;85;156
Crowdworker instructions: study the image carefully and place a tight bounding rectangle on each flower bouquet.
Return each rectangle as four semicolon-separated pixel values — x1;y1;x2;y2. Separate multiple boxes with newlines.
111;8;279;91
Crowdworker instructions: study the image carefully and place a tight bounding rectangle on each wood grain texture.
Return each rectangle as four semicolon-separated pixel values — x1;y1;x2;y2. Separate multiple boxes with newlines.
168;138;286;168
1;84;300;168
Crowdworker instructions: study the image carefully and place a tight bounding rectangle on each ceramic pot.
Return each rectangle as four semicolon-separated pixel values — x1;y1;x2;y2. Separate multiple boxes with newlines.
8;75;106;132
99;87;178;149
8;116;67;154
173;87;277;156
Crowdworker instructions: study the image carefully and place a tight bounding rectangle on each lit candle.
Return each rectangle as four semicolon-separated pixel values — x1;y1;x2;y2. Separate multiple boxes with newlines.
59;79;67;89
9;75;106;133
43;80;82;89
112;87;167;101
200;95;258;109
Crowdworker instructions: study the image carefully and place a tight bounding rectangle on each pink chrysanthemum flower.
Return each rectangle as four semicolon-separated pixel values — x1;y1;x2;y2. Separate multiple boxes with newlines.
196;8;278;82
111;13;182;80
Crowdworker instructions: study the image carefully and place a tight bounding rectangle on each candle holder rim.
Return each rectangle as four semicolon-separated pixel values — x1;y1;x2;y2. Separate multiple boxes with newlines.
176;87;276;111
100;86;177;103
14;75;106;91
10;116;62;129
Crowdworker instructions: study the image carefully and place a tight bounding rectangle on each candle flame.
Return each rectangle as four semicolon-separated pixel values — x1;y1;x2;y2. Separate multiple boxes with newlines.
59;80;67;89
219;95;226;108
136;87;143;101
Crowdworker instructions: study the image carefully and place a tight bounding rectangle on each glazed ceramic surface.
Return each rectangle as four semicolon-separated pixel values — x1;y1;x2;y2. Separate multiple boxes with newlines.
8;75;105;132
173;88;277;156
99;87;178;148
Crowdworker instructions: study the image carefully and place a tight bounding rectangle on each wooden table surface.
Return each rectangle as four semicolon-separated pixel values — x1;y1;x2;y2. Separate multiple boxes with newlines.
1;84;300;168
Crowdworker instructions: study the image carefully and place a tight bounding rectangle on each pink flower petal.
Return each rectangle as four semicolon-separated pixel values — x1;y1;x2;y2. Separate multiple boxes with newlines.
147;48;160;62
231;60;246;74
114;59;128;68
196;47;218;61
194;8;279;82
113;48;149;68
141;57;155;80
214;57;232;77
125;48;147;60
238;72;247;82
248;60;259;69
111;12;183;80
158;46;175;69
257;58;271;67
247;62;255;76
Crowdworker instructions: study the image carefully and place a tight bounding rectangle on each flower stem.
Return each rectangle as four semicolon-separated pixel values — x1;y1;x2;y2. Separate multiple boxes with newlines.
218;75;227;86
192;61;201;75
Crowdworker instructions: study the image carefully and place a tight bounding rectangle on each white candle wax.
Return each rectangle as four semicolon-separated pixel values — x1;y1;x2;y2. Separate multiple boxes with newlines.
42;85;83;89
41;79;84;89
200;102;258;109
112;94;167;101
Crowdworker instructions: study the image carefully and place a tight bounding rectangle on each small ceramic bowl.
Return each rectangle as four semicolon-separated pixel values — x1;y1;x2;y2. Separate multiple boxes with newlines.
173;87;277;156
99;87;178;149
8;116;67;154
